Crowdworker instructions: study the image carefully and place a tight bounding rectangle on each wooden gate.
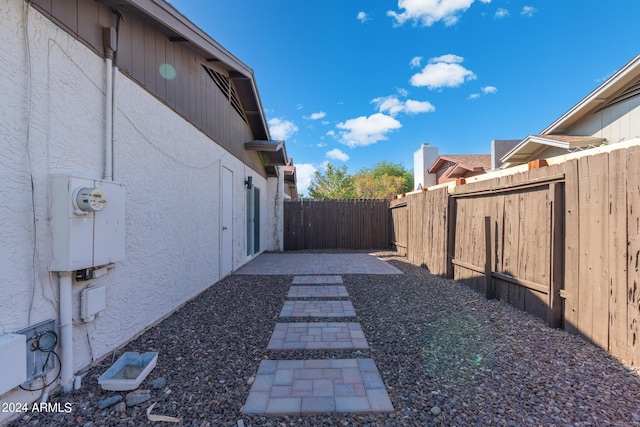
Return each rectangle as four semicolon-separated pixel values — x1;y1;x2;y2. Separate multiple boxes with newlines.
449;177;564;327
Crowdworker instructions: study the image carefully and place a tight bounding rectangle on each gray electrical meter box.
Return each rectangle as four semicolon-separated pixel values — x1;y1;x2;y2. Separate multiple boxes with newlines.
50;174;125;271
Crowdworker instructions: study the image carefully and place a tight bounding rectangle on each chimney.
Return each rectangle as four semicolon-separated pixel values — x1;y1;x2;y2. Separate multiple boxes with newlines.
413;143;439;190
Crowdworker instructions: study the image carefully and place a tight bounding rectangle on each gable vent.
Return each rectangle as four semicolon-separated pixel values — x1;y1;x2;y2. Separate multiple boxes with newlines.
596;78;640;113
202;65;247;123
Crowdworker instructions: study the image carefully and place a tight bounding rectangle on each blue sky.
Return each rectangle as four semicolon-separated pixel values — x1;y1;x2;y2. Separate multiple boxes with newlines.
168;0;638;195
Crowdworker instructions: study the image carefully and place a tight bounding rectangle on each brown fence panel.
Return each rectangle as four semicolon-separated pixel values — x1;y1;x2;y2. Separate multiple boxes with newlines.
283;199;390;251
390;199;408;256
385;145;640;366
403;188;449;276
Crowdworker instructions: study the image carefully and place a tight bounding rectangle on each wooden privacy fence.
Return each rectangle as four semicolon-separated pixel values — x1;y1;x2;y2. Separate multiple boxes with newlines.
390;187;449;275
283;199;390;250
390;145;640;366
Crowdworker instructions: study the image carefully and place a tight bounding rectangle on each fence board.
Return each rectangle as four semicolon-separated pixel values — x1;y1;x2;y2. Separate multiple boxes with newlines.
609;148;628;361
560;159;580;335
627;146;640;366
578;154;610;349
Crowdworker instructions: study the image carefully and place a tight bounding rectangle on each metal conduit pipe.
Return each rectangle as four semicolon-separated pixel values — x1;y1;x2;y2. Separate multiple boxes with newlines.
58;271;74;392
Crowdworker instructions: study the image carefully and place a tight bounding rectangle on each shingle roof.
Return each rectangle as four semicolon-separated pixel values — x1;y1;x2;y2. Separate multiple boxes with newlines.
430;154;491;171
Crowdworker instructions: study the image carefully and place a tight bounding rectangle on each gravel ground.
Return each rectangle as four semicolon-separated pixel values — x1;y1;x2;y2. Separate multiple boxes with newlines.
7;251;640;427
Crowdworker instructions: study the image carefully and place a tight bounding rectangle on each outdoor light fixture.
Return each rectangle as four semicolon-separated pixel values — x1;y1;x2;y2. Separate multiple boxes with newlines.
245;176;253;189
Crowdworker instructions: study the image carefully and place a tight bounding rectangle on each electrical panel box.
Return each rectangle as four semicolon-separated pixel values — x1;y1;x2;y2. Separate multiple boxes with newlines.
50;174;125;271
16;320;57;385
0;334;27;396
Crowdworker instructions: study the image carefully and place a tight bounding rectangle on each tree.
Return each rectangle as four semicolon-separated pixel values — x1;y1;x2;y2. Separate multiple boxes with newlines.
353;161;413;199
307;163;356;199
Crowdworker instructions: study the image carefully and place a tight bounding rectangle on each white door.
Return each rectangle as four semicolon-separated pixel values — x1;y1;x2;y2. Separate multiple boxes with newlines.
220;167;233;276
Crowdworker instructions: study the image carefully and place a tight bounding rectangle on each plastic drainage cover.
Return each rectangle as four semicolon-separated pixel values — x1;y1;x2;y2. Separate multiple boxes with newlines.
98;352;158;391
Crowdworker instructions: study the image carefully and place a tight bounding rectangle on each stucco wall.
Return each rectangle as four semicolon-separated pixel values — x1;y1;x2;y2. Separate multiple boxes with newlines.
0;1;276;415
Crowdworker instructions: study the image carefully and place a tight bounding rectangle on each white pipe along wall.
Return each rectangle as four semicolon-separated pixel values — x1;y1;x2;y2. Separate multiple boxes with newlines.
58;272;74;392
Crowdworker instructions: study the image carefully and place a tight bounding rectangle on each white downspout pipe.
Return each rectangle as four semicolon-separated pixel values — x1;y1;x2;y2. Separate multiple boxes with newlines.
103;26;116;181
104;55;113;181
111;65;118;181
58;271;74;392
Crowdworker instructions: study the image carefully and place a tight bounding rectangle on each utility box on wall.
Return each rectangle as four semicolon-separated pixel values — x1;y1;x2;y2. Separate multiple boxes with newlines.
50;174;125;271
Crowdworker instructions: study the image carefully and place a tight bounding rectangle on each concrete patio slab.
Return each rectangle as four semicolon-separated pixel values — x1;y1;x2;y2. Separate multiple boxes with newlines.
292;275;343;284
267;322;368;350
242;359;394;415
235;253;403;275
287;285;349;299
279;301;356;318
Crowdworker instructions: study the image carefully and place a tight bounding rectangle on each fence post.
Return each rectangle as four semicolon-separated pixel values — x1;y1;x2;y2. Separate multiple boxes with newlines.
548;182;564;328
446;196;456;279
484;216;495;299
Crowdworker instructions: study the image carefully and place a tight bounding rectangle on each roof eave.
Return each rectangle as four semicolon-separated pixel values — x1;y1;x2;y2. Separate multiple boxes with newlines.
105;0;271;140
542;54;640;134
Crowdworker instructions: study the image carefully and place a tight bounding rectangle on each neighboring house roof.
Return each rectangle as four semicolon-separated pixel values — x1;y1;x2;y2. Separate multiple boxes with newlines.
501;135;606;165
542;54;640;135
501;54;640;167
428;154;491;176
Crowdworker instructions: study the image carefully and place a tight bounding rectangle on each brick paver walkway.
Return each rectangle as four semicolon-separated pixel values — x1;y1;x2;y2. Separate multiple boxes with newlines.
242;359;393;415
279;300;356;318
292;275;343;284
267;322;368;350
242;268;394;416
235;253;403;275
287;285;349;298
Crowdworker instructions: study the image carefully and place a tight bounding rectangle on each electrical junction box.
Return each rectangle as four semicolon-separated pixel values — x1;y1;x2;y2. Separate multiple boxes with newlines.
0;334;27;396
50;174;125;271
81;285;106;322
16;320;56;385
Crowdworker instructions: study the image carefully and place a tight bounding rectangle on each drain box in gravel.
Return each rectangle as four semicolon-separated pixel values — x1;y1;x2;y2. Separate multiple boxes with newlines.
98;352;158;391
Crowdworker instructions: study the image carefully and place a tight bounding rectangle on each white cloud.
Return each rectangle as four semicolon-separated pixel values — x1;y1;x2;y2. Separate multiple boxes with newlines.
405;99;436;114
326;148;350;162
482;85;498;94
431;53;464;64
336;113;402;148
268;118;298;140
468;93;480;100
495;8;509;18
295;163;318;196
304;111;326;120
410;56;423;68
357;11;371;23
410;54;476;89
372;96;405;116
521;6;536;17
371;95;435;116
387;0;490;27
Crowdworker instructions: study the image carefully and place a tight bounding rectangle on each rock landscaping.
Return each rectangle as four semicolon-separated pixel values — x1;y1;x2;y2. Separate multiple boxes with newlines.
7;251;640;426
